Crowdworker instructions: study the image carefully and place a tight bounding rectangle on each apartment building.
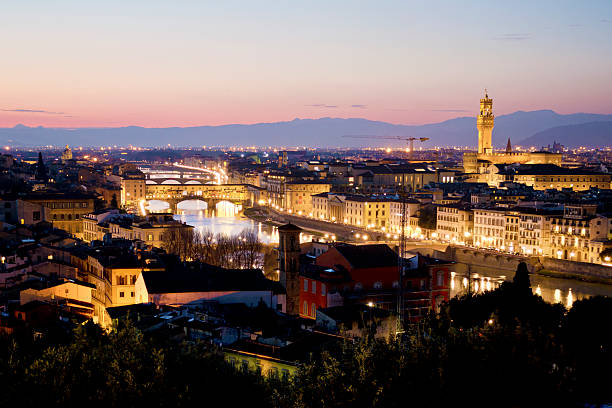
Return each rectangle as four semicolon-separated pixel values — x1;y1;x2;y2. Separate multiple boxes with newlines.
120;169;146;207
517;208;559;256
389;200;421;235
550;204;609;263
435;204;474;245
474;208;506;249
21;192;97;238
312;193;329;220
108;213;194;248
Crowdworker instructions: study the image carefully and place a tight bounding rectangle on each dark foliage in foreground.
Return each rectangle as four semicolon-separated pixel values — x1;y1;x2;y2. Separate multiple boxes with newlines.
0;267;609;407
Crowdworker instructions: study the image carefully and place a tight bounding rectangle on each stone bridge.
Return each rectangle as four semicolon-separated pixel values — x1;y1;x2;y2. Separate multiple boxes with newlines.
145;182;265;213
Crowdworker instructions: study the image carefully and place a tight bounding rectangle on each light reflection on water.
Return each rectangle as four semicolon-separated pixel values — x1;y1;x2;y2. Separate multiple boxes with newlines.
174;212;314;245
450;272;610;308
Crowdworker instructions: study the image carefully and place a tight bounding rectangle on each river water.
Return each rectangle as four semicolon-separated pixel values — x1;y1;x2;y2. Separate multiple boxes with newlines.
174;212;315;245
449;270;612;308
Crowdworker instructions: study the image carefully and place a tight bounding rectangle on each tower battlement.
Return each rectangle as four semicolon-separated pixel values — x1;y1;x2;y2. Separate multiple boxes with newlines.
477;90;494;154
463;91;563;175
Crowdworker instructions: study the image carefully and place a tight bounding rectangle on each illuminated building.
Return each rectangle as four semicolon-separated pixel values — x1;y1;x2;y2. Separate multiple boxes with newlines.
463;92;562;174
435;203;474;245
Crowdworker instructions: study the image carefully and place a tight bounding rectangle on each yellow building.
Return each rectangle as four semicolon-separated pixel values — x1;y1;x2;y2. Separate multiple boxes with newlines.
517;208;557;256
265;174;330;215
435;204;474;245
473;208;506;249
389;200;420;235
550;204;609;263
312;192;330;220
285;182;331;216
108;213;194;249
120;170;146;207
23;192;97;238
510;165;611;191
463;92;562;174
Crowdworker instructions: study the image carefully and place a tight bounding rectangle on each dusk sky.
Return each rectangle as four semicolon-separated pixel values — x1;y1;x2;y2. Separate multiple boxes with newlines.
1;0;611;128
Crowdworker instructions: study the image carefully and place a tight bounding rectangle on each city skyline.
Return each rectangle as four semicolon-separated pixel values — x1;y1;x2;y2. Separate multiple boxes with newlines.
1;0;612;128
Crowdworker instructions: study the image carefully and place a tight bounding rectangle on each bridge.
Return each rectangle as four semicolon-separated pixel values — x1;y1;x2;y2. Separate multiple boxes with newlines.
145;181;265;214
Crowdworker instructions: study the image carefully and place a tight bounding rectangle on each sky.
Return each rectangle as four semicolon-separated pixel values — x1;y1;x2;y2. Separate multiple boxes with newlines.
1;0;611;128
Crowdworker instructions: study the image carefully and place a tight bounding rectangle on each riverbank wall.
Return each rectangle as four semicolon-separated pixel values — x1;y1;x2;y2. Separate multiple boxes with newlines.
410;245;612;284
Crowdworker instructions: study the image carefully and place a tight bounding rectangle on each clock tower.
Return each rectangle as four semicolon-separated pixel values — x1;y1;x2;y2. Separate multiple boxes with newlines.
477;90;494;154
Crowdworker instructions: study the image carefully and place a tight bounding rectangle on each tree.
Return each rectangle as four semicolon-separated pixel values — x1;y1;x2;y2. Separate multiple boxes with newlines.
35;152;48;181
110;193;119;209
418;204;436;230
513;262;531;291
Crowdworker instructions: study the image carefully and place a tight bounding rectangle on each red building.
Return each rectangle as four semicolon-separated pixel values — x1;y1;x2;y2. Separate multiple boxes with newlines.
298;243;452;322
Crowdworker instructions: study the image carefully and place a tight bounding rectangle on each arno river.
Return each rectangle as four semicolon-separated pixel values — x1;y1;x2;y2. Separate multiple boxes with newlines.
173;208;612;308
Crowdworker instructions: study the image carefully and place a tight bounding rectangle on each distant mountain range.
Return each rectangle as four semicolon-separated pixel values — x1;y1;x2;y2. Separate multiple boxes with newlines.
518;121;612;148
1;110;611;148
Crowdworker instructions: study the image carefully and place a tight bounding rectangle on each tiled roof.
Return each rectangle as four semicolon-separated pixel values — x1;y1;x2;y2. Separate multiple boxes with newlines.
333;244;398;269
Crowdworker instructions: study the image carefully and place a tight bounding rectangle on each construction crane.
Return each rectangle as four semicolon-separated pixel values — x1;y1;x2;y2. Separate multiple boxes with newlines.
342;135;430;159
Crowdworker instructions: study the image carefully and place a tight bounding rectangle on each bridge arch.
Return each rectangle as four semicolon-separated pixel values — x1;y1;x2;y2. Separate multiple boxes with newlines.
177;199;209;215
146;200;170;212
215;200;241;217
161;179;181;185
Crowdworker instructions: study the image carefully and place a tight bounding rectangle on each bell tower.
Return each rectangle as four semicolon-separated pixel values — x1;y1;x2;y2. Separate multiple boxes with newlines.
278;223;302;315
477;90;494;154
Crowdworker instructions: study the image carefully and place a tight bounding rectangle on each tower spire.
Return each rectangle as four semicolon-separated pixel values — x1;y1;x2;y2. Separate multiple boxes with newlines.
477;91;494;154
506;137;512;153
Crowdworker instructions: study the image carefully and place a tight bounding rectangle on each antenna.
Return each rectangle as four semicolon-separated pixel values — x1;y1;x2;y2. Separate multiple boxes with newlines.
396;187;407;336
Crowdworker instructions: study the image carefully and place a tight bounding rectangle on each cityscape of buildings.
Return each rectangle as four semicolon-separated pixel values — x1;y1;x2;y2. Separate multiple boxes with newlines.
0;92;609;380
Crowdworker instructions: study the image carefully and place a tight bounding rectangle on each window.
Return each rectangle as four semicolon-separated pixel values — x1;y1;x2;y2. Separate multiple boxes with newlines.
33;211;41;221
303;279;308;292
311;303;316;317
436;271;444;287
303;301;308;315
373;281;382;289
311;281;316;294
119;291;125;298
354;282;363;290
321;283;326;296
